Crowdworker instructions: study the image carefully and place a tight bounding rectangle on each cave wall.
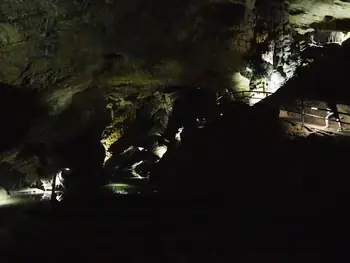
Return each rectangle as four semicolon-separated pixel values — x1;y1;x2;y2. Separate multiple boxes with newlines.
2;0;350;188
0;0;255;92
0;0;258;185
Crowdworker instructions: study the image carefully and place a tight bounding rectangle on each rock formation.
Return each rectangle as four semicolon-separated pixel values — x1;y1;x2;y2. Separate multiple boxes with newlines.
1;0;350;193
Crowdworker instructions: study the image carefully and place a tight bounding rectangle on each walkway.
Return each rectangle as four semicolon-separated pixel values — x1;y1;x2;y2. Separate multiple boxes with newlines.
233;90;350;136
278;107;350;136
280;114;350;136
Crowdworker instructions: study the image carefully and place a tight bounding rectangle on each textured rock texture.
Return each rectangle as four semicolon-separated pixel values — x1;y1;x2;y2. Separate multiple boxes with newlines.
0;0;253;184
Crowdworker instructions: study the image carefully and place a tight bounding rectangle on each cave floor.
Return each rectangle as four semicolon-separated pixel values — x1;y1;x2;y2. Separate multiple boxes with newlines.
0;192;346;262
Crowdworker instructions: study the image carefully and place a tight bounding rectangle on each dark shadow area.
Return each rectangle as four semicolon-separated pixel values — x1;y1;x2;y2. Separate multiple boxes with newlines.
289;9;306;16
2;102;349;261
310;18;350;32
44;89;110;186
0;83;46;152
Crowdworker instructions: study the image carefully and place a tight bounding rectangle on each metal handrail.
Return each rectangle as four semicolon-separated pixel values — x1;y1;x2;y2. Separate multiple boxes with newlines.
280;108;350;126
232;90;274;97
285;101;350;126
299;104;350;118
232;90;350;127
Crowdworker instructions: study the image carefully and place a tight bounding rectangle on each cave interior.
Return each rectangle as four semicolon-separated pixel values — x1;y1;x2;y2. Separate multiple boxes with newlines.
1;0;350;261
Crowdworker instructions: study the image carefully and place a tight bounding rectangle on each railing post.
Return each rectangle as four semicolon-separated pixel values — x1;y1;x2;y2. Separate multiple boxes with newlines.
51;172;57;204
301;99;305;127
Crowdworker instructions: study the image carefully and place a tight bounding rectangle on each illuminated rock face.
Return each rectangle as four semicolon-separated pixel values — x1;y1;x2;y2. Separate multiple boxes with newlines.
240;0;350;106
0;188;9;200
288;0;350;34
243;0;350;104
